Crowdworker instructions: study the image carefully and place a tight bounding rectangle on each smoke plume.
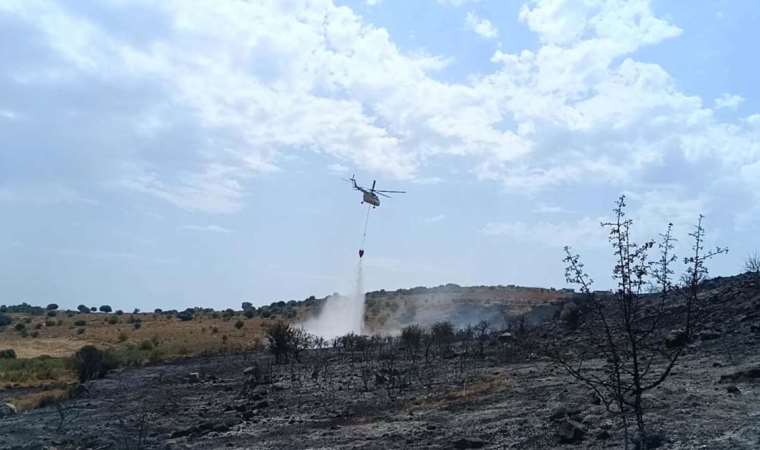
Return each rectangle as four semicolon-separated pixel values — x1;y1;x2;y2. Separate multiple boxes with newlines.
302;259;365;338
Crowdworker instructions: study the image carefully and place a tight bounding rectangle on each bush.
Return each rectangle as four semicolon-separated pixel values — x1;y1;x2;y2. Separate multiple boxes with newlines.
431;321;455;355
115;310;124;316
401;324;423;354
139;340;154;351
30;331;39;338
118;332;128;342
46;310;57;317
46;303;58;310
0;313;11;328
133;321;142;330
45;320;56;327
243;309;255;319
264;321;309;363
34;323;43;330
77;305;90;314
0;349;16;359
14;323;26;332
99;305;112;313
74;320;87;327
177;310;193;321
234;320;245;330
77;328;85;335
90;307;97;312
108;315;119;325
71;345;116;382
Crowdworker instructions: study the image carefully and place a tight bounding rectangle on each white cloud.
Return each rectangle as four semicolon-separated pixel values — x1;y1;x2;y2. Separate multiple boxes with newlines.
437;0;480;6
365;0;383;5
0;184;97;206
0;109;18;120
482;217;607;248
714;93;744;110
2;0;759;227
327;163;350;174
424;214;446;223
180;224;233;233
466;12;499;39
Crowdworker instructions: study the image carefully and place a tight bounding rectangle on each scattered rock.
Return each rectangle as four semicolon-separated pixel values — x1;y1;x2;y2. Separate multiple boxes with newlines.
726;385;741;395
187;372;201;383
699;330;721;341
452;437;487;449
271;382;288;391
556;418;585;444
0;403;16;418
719;366;760;383
595;429;610;440
665;329;687;349
632;431;664;449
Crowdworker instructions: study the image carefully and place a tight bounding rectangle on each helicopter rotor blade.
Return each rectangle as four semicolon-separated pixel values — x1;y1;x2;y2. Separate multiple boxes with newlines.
375;190;406;194
376;192;391;198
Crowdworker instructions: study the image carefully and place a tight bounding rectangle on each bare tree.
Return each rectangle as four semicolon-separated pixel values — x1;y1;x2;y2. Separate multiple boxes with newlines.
744;251;760;277
556;196;725;449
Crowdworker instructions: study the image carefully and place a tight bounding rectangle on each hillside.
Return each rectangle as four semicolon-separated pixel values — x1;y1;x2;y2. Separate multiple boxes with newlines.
361;284;573;333
1;272;758;449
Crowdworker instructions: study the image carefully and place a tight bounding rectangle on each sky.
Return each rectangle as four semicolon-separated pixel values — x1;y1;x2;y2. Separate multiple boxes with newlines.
1;0;759;311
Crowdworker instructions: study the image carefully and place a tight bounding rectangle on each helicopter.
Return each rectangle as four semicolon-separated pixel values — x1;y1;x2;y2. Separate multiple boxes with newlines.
345;175;405;207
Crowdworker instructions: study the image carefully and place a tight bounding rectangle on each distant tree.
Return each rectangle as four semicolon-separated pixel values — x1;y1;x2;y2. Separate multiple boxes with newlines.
431;321;455;356
0;313;12;328
99;305;112;313
745;251;760;277
154;308;163;314
115;310;124;316
90;307;97;312
400;324;423;358
133;308;140;314
176;310;193;321
77;305;89;314
46;303;59;310
242;301;253;311
243;309;255;319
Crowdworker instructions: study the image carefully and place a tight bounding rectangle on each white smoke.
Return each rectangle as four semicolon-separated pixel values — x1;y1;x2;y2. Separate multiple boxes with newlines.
302;259;365;338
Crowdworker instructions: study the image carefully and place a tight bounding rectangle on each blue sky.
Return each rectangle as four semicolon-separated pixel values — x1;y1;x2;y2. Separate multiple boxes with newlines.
1;0;758;311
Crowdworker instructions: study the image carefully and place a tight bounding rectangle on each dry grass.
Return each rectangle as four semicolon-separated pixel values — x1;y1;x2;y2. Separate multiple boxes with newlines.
0;311;274;391
1;312;268;360
9;387;70;411
405;369;511;412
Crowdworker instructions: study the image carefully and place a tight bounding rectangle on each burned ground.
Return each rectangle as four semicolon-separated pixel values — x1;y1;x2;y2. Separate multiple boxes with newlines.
1;274;759;449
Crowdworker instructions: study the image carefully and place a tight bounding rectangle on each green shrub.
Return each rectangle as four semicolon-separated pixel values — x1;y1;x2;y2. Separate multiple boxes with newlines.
234;320;244;330
108;315;119;325
14;323;25;332
71;345;111;382
0;349;16;359
46;310;57;317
